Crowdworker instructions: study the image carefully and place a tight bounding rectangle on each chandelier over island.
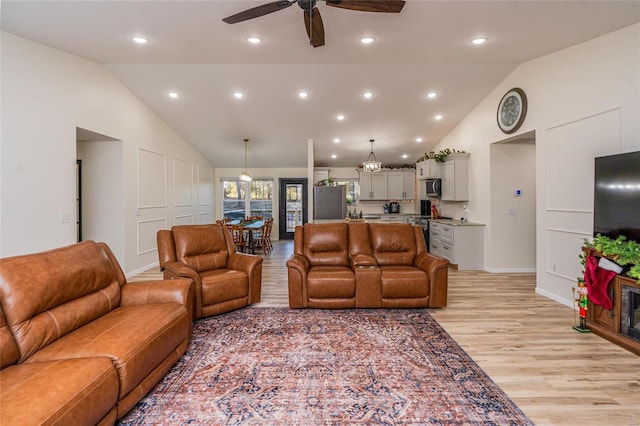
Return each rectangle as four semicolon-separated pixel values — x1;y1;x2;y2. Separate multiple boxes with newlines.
362;139;382;172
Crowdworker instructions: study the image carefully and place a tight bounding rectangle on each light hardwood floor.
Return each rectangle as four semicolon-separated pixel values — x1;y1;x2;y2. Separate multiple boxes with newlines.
133;241;640;425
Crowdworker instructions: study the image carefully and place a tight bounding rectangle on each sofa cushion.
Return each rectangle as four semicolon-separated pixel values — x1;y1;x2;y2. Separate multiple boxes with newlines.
380;266;428;298
173;224;229;272
0;357;118;426
369;223;417;266
0;241;122;362
200;269;249;305
307;266;355;299
25;303;189;399
303;223;349;267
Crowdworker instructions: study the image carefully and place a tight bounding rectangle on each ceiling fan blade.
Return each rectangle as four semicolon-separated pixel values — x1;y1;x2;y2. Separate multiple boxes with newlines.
325;0;405;13
304;8;325;48
222;0;294;24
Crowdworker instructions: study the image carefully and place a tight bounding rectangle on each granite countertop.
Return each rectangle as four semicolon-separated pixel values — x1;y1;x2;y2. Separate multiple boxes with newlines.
429;218;485;226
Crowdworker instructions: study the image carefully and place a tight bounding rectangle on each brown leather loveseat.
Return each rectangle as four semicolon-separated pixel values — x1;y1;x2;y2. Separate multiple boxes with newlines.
157;224;263;319
0;241;193;425
286;222;449;309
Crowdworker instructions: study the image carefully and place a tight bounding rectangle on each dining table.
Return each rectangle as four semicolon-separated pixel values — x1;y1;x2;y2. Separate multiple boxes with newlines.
228;219;264;254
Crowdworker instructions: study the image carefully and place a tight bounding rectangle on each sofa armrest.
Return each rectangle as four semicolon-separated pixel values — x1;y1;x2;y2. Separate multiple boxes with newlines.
286;254;309;273
351;254;377;268
227;252;263;275
414;252;449;307
121;279;193;307
121;278;195;322
162;261;198;281
286;254;310;308
227;253;264;304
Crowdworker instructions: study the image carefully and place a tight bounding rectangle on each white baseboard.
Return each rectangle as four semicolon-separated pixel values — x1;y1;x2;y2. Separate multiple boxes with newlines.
535;286;573;308
484;267;536;273
126;261;159;279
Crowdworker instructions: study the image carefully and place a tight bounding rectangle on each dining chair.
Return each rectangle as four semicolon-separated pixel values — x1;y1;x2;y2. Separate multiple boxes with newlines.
228;224;245;253
264;217;274;252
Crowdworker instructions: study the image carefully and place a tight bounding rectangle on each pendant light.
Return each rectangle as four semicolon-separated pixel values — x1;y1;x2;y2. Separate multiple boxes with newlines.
239;138;252;182
362;139;382;172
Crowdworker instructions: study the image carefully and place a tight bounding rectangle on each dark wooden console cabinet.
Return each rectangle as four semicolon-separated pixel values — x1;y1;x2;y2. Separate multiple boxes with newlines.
587;273;640;356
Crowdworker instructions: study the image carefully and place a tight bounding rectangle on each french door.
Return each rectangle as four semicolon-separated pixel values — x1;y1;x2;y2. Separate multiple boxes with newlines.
278;178;307;240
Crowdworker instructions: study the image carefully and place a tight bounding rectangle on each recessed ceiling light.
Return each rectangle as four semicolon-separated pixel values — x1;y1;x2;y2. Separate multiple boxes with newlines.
298;91;309;99
333;138;340;143
363;91;374;99
416;137;423;143
336;114;345;121
402;154;408;159
131;36;149;44
168;91;179;99
331;154;337;159
434;114;443;121
233;91;244;99
472;37;488;45
426;92;437;99
247;37;262;44
360;36;375;45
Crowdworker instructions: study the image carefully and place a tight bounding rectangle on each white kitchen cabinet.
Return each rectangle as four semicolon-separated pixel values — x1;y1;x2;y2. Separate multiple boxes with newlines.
359;171;388;200
416;159;441;180
313;168;330;185
441;153;470;201
387;171;416;200
429;219;484;270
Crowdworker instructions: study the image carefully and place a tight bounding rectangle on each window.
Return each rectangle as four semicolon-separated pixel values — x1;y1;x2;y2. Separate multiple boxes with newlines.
334;179;359;205
222;179;273;220
250;179;273;219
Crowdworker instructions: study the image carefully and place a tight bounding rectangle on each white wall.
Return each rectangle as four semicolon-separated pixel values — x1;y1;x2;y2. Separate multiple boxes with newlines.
1;32;213;275
432;24;640;306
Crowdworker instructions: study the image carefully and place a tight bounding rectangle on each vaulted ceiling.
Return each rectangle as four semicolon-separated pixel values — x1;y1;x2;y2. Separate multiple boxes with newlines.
2;1;639;168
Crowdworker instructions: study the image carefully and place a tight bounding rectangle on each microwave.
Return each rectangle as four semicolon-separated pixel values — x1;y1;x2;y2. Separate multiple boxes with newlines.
425;179;441;197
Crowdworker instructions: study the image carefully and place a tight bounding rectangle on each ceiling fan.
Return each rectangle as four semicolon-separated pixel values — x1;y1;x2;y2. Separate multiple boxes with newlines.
222;0;406;48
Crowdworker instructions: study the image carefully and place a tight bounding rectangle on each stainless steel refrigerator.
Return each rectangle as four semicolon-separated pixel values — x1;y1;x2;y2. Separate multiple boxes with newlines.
313;186;346;220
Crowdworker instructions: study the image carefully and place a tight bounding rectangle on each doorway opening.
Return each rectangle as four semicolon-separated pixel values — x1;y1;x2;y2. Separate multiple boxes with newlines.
76;127;124;260
489;130;536;272
279;178;308;240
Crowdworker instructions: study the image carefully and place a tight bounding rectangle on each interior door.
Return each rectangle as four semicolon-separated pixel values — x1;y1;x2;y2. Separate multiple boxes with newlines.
279;178;308;240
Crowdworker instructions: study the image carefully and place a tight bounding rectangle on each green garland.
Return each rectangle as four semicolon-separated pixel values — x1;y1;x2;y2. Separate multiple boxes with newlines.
581;234;640;281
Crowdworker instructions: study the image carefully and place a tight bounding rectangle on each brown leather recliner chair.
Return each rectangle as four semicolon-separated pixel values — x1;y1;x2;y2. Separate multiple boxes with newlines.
158;224;263;319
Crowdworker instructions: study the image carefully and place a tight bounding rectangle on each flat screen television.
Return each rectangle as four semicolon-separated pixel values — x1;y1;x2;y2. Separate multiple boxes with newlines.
593;150;640;243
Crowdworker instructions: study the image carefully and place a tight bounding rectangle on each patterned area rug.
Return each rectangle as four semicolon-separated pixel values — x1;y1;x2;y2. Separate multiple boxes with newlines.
119;308;532;425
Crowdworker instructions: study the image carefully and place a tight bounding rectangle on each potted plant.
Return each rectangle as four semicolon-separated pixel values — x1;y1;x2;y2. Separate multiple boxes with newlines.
434;148;466;162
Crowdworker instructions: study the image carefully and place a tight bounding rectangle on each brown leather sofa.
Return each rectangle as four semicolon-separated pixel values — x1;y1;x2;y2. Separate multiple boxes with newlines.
0;240;193;426
286;222;449;309
157;224;263;319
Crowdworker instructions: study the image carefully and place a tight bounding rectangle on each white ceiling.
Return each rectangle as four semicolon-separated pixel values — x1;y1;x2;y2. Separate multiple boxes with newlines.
2;0;639;169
